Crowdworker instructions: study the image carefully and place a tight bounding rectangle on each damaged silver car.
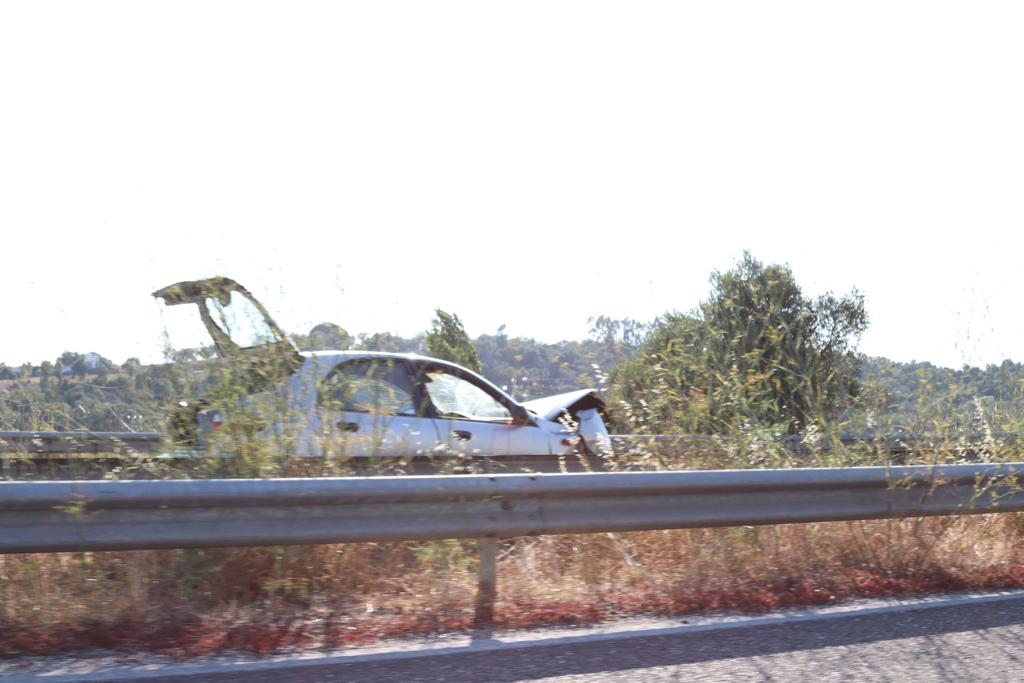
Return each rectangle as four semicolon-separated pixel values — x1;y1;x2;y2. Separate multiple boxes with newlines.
154;277;613;468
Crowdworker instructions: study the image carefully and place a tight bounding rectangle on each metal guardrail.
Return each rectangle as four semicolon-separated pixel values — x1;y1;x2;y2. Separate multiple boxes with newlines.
0;443;606;478
611;433;1024;456
0;431;164;454
3;462;1023;623
5;431;1022;490
4;463;1022;554
6;431;1023;455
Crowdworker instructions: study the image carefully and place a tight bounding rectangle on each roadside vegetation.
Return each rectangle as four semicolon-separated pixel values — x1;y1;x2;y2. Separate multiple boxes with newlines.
6;512;1024;658
4;252;1024;658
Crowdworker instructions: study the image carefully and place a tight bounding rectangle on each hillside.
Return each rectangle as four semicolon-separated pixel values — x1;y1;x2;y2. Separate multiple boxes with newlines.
4;338;1024;435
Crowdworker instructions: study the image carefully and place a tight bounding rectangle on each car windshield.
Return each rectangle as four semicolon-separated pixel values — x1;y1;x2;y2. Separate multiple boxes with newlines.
423;370;512;422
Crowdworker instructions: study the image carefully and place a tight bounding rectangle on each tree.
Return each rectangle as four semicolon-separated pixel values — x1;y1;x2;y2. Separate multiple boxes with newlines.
424;309;483;374
357;331;421;353
304;322;352;351
610;252;868;434
55;351;81;377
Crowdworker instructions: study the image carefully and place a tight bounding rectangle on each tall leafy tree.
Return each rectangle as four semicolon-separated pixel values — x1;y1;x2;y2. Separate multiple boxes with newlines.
611;252;868;434
424;309;483;373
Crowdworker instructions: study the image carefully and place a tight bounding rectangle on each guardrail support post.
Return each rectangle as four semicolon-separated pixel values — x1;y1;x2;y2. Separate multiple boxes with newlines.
474;537;497;626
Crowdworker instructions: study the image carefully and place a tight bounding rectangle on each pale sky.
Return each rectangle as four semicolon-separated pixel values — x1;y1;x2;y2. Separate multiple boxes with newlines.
2;2;1023;370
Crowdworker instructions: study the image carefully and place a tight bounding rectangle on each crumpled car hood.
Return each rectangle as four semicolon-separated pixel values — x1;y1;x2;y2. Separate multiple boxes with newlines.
522;389;607;422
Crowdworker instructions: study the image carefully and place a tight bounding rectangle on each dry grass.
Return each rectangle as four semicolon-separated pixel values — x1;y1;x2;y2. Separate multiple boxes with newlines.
4;511;1024;657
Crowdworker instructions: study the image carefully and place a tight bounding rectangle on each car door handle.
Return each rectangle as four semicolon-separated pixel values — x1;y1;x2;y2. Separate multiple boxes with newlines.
451;429;472;441
337;421;360;433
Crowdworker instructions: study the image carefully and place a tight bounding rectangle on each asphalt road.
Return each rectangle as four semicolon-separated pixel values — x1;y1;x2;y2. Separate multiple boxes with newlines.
11;592;1024;682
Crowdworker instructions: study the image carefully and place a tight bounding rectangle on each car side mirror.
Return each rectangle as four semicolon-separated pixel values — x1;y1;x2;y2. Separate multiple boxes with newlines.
509;403;533;426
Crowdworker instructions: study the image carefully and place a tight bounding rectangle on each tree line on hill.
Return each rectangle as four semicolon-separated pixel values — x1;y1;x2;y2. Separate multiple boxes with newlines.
4;253;1024;436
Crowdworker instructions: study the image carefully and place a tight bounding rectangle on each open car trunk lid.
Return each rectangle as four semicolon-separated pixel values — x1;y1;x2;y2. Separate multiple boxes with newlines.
153;277;303;394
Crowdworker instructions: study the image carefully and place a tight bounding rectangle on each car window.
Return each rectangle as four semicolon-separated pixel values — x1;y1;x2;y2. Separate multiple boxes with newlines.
206;290;283;349
319;359;418;416
423;369;512;422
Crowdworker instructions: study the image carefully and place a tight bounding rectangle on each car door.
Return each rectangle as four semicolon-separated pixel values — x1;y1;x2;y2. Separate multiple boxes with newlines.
317;358;441;459
416;364;552;458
